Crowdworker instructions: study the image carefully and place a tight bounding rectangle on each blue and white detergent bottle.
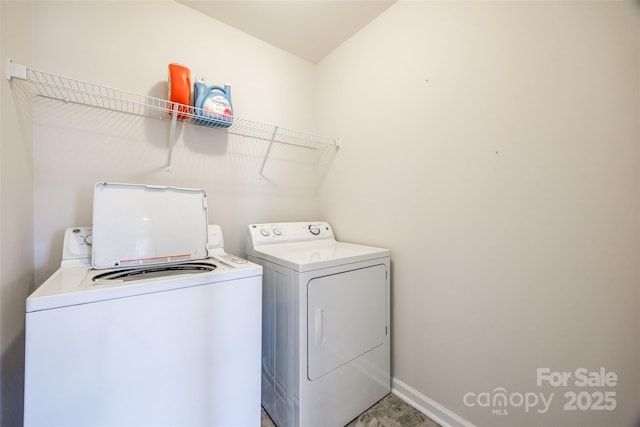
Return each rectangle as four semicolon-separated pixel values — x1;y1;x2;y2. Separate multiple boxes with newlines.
193;78;233;128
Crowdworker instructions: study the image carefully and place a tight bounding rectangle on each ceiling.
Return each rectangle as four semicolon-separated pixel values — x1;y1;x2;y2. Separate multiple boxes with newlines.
176;0;396;63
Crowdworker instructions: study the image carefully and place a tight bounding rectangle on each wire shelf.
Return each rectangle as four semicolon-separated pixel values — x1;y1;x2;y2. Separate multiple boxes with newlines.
7;60;338;152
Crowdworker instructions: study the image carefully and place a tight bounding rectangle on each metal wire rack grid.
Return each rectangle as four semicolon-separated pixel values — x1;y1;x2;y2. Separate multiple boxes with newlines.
19;65;338;150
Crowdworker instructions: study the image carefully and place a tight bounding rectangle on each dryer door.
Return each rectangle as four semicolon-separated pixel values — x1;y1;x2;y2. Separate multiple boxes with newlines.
307;264;387;381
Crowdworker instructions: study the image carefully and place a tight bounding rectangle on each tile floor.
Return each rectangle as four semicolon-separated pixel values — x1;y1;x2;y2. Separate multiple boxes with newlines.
261;393;441;427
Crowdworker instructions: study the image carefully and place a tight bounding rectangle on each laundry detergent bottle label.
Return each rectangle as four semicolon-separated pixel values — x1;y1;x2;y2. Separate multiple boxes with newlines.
193;80;233;128
203;94;232;118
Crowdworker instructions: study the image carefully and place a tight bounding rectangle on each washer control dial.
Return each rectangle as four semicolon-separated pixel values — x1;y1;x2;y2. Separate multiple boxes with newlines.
273;228;282;236
260;229;270;237
308;224;321;236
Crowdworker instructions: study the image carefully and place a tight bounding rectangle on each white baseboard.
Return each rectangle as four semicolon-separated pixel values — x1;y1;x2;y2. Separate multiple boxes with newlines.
392;377;476;427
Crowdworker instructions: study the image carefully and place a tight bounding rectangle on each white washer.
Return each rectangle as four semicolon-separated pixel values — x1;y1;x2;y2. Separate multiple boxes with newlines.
24;183;263;427
247;222;390;427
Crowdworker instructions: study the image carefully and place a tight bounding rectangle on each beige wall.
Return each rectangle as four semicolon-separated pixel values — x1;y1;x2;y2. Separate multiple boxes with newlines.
316;1;640;427
1;1;33;425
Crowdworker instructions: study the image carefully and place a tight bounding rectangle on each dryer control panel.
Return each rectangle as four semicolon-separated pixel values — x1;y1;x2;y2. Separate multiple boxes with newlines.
248;222;334;245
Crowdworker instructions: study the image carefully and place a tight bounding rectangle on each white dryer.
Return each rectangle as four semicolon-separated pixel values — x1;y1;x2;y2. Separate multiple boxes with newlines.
24;183;263;427
247;222;390;427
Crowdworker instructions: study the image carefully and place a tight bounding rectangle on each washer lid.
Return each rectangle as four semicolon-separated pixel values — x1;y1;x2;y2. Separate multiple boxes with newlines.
91;183;208;269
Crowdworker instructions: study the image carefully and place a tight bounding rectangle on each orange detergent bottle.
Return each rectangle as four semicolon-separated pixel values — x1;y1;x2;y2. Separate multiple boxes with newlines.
168;63;191;120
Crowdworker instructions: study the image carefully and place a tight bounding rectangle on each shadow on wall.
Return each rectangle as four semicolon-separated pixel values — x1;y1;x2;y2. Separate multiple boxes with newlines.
146;80;231;157
7;78;34;163
2;71;36;427
1;332;25;426
143;78;337;189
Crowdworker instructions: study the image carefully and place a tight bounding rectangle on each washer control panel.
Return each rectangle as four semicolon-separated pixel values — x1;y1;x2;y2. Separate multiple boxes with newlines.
62;227;93;262
249;222;334;245
62;224;226;265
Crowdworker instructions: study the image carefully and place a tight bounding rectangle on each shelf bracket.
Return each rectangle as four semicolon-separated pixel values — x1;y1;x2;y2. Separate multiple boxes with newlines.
6;58;27;81
166;103;179;172
259;126;278;176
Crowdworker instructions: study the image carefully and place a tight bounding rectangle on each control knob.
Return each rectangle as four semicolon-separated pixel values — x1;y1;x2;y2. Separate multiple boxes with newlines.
308;224;321;235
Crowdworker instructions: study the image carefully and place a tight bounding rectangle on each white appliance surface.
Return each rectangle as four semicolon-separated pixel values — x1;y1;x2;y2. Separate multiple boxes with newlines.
248;222;389;272
92;182;209;269
25;183;263;427
307;263;387;381
247;221;391;427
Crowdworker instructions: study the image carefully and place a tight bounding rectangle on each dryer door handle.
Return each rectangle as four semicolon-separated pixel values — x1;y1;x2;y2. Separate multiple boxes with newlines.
314;308;324;348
